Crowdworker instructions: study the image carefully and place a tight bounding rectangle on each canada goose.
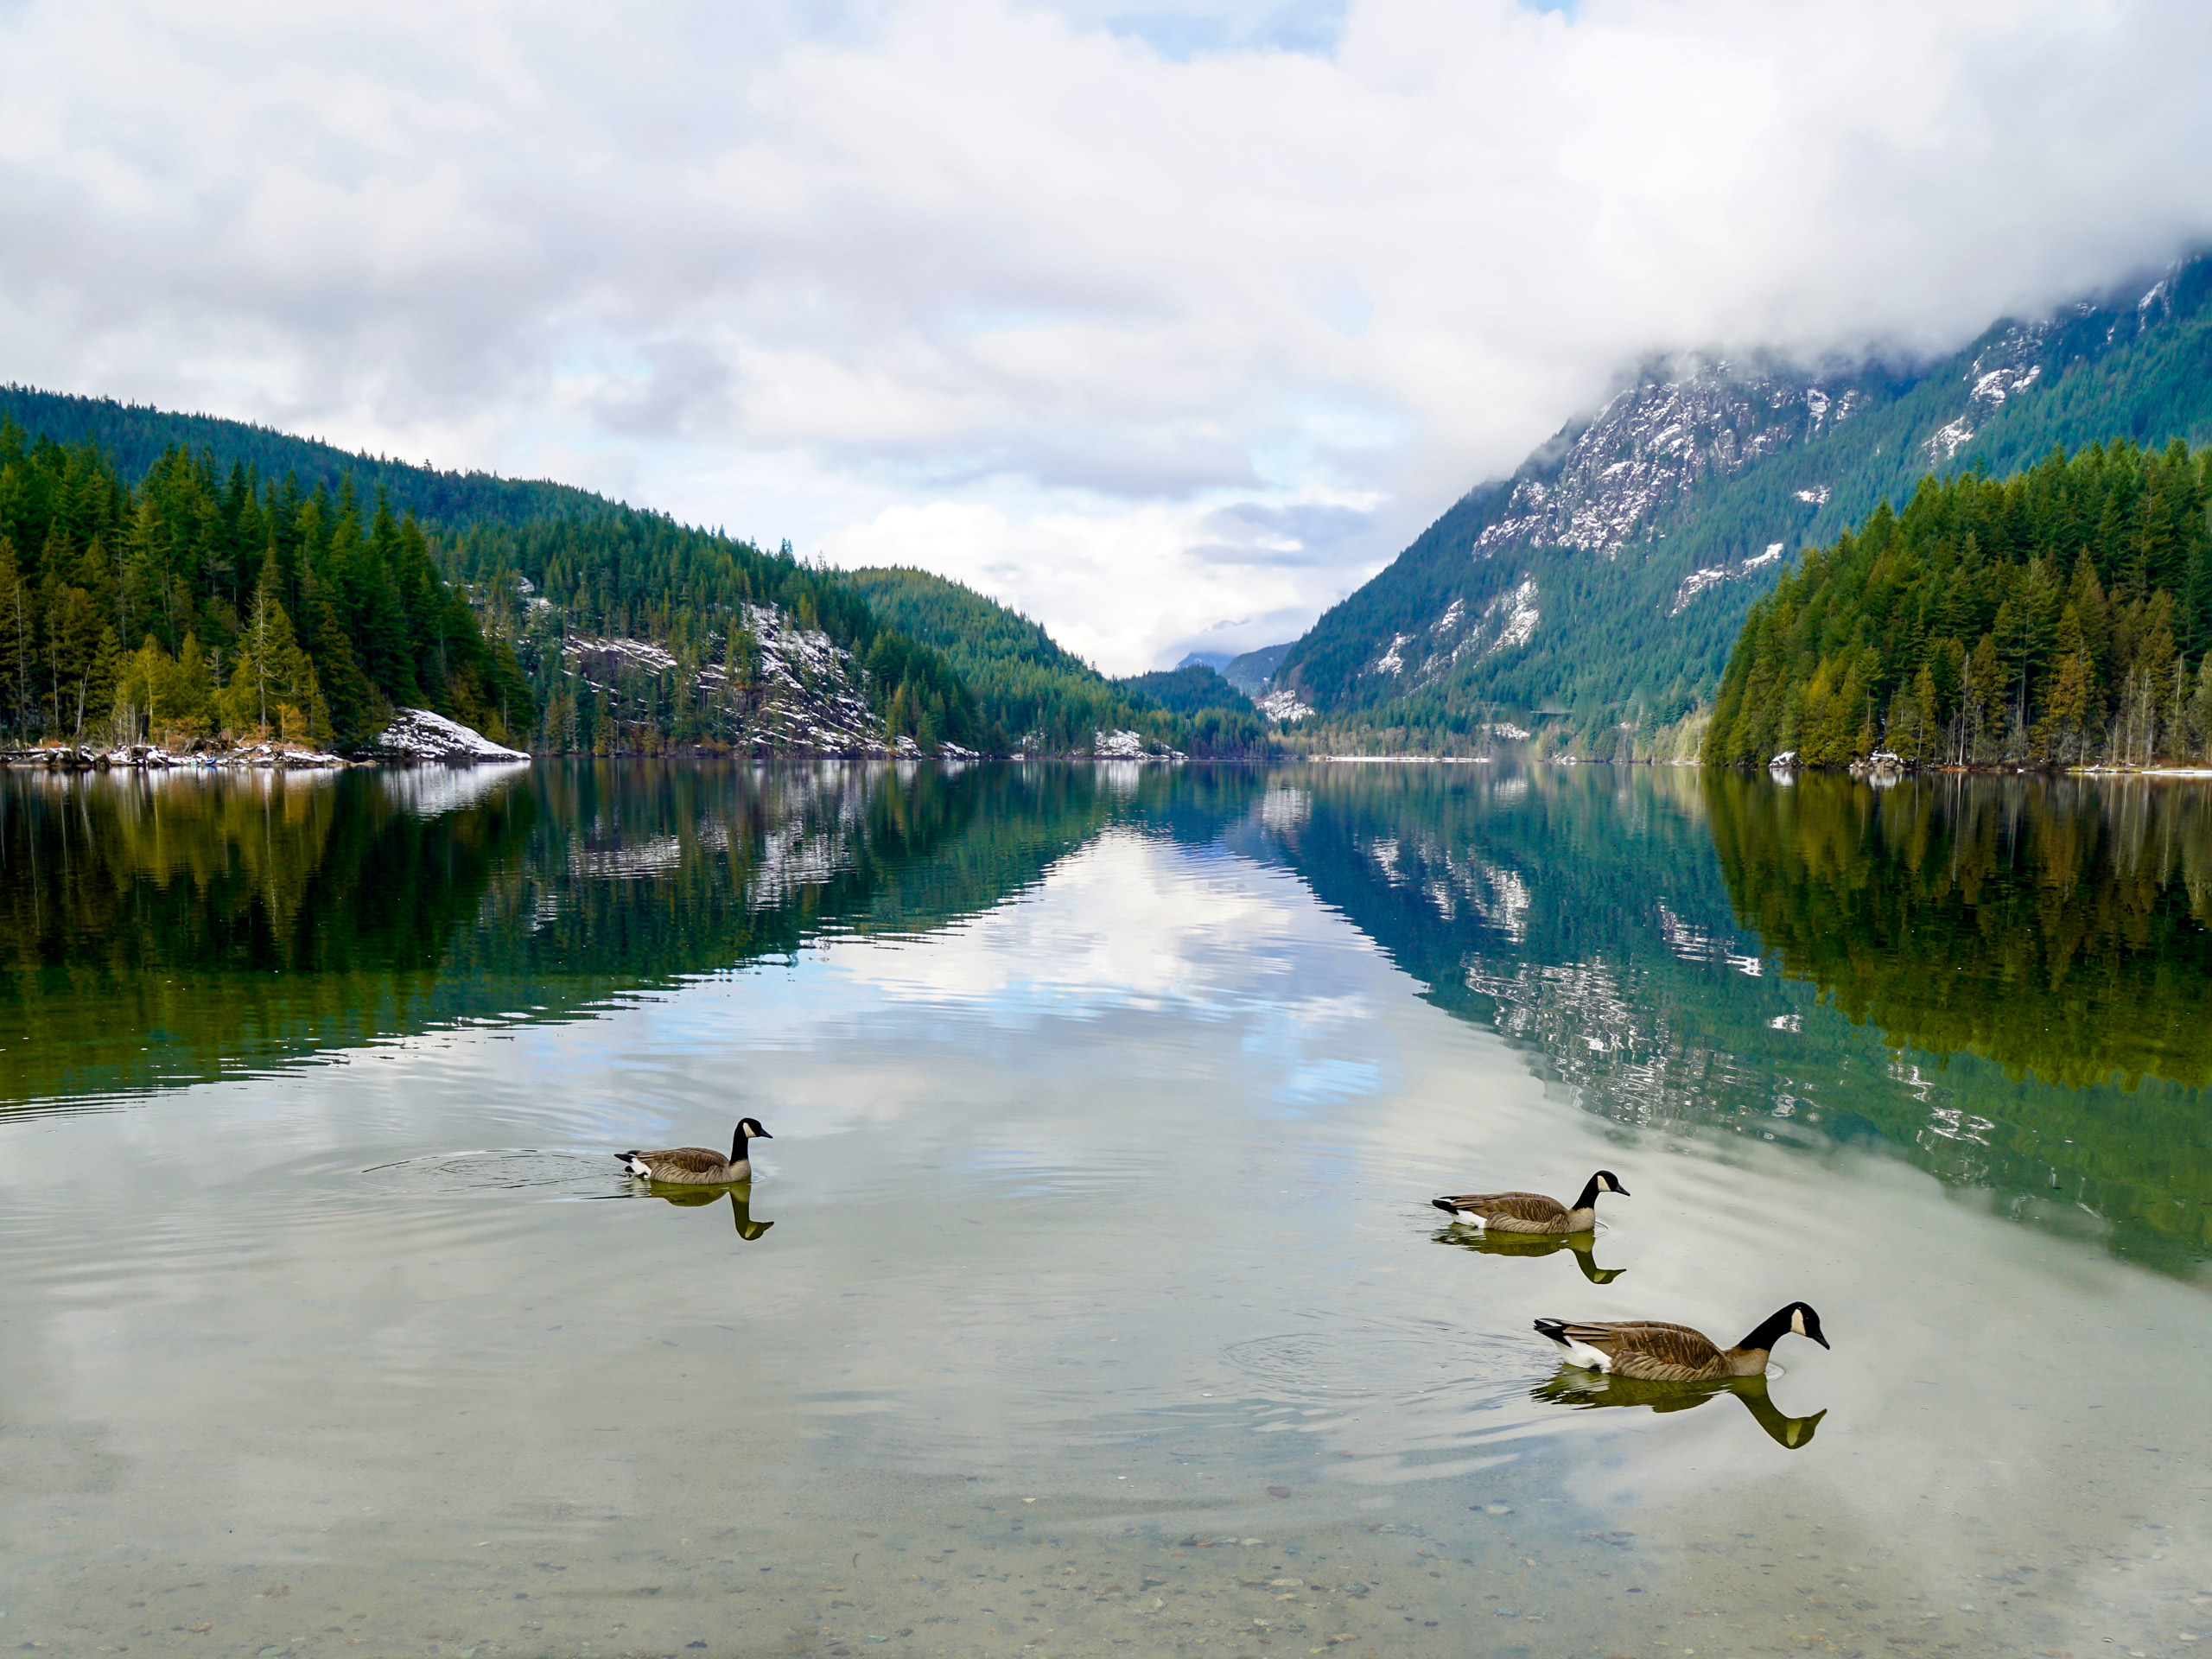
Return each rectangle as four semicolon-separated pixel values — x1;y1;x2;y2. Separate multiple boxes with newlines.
1530;1371;1826;1450
1534;1301;1830;1382
618;1118;772;1185
1431;1224;1624;1284
1431;1170;1628;1234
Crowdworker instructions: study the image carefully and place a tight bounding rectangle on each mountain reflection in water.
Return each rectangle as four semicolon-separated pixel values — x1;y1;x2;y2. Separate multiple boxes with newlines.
1;759;2204;1269
2;757;2206;1659
0;760;1122;1107
1258;764;2211;1270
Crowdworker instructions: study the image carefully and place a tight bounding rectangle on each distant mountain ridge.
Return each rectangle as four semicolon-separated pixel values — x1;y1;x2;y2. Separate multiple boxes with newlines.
1175;643;1292;697
1273;252;2212;754
846;567;1268;755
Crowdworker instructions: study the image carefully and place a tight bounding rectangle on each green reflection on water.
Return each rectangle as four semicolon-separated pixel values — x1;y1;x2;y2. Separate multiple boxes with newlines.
1706;772;2212;1089
0;761;1132;1107
1262;763;2212;1268
2;759;2204;1268
1;758;2207;1659
1704;771;2212;1265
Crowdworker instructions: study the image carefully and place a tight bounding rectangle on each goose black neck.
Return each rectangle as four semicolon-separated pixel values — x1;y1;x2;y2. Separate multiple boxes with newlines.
1573;1175;1605;1210
731;1127;749;1163
1736;1306;1796;1354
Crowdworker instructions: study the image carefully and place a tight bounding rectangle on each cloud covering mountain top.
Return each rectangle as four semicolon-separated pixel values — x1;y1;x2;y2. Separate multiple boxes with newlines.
3;0;2209;670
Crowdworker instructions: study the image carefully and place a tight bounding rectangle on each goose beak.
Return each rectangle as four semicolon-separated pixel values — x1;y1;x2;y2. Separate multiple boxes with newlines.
1812;1332;1830;1350
754;1128;773;1139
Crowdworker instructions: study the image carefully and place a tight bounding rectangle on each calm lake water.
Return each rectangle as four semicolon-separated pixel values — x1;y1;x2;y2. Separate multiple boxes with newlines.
2;760;2207;1659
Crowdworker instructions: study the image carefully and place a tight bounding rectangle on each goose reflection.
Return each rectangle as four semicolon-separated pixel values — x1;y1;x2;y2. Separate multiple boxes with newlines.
1531;1370;1826;1450
639;1184;775;1241
1431;1225;1624;1283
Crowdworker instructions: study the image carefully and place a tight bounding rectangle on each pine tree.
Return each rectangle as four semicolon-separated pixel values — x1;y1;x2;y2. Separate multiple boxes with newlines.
0;538;32;736
309;591;381;747
220;569;327;742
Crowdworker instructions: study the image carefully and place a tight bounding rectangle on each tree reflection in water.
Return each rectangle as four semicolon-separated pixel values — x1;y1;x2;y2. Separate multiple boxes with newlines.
1264;763;2212;1272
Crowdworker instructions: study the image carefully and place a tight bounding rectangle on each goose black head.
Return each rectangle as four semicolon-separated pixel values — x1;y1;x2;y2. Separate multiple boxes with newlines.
1575;1169;1630;1206
1786;1302;1830;1350
1744;1300;1831;1353
736;1116;772;1141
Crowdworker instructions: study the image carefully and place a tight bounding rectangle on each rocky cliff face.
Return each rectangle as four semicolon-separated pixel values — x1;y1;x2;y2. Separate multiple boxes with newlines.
524;601;896;755
1471;362;1878;562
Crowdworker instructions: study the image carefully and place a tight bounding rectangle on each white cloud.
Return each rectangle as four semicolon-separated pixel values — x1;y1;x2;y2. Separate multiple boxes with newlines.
3;0;2209;669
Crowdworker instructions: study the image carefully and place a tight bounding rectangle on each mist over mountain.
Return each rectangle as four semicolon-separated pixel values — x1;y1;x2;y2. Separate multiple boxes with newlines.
1270;253;2212;755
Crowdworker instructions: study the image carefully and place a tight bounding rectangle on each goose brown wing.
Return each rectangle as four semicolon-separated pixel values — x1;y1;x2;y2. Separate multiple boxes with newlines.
639;1146;728;1175
1440;1191;1570;1226
1561;1320;1727;1382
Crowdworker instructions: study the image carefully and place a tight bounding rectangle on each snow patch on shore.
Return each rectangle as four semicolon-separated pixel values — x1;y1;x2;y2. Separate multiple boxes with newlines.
377;709;530;761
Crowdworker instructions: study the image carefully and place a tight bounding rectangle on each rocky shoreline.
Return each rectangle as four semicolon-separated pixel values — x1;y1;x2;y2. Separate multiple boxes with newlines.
3;708;531;772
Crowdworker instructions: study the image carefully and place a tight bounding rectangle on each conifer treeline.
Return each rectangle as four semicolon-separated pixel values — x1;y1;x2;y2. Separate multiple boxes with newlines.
1704;439;2212;767
0;422;531;750
845;567;1269;757
445;515;979;754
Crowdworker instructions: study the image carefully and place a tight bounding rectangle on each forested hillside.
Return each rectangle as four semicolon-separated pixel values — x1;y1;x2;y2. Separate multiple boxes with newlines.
0;421;531;749
442;522;976;754
1113;663;1267;753
0;385;603;530
0;391;1251;758
846;567;1268;755
1703;440;2212;766
0;392;988;756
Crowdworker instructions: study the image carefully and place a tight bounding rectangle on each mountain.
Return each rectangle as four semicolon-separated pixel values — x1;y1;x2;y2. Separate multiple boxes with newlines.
1274;253;2212;756
846;566;1267;755
1182;643;1294;696
441;520;974;755
1219;642;1293;697
0;393;988;757
1115;664;1252;715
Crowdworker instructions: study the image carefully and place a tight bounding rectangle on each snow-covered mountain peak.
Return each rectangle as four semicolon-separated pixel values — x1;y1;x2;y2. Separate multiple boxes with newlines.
1472;357;1872;562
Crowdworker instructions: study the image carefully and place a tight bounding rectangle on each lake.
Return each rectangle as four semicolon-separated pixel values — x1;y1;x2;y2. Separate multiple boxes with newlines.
1;760;2206;1659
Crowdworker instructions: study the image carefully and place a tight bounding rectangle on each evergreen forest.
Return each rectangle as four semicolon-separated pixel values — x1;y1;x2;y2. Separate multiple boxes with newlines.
439;517;978;755
846;567;1268;756
0;421;533;750
0;398;1272;759
1703;439;2212;767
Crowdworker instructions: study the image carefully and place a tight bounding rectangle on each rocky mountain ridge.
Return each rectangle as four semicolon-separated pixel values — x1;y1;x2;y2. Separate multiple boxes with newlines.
1273;252;2212;753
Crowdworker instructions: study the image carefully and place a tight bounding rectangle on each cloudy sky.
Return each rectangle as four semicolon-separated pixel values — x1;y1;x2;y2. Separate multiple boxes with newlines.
3;0;2210;671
